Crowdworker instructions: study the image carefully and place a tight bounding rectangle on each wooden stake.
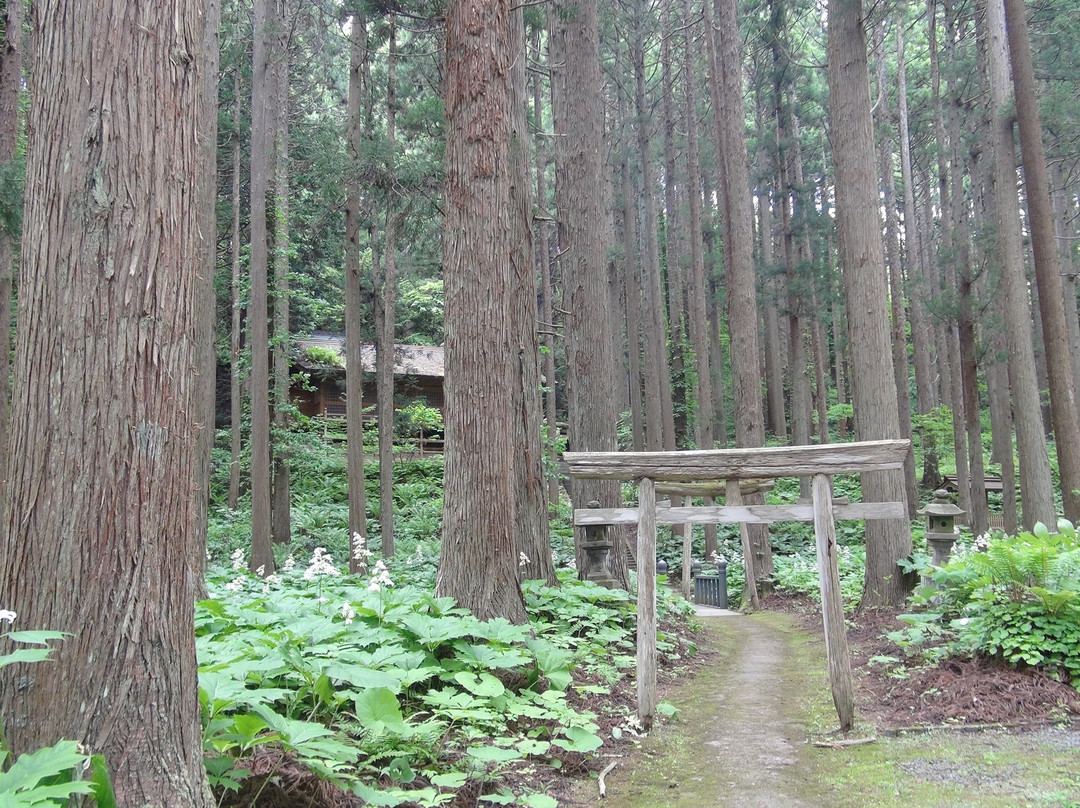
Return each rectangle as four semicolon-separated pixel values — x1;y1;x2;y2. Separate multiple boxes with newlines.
637;476;658;727
812;473;855;732
727;478;759;609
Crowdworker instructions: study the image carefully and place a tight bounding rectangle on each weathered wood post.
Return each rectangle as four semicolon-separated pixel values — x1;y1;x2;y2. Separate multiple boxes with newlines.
637;476;658;727
811;473;855;732
726;478;759;609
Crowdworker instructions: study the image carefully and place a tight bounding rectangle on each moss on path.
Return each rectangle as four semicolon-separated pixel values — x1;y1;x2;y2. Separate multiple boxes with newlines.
565;611;1080;808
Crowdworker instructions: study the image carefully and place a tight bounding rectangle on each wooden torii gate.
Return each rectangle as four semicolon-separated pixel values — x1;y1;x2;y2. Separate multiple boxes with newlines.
564;439;911;732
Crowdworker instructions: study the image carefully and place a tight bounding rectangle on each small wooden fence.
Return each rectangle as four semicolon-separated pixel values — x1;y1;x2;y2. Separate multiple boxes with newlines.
564;439;911;732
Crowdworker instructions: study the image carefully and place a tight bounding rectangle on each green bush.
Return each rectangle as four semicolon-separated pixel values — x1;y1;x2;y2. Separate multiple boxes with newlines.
902;521;1080;687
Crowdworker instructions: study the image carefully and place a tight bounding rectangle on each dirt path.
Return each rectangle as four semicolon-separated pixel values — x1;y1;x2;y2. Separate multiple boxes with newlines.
564;610;1080;808
567;611;827;808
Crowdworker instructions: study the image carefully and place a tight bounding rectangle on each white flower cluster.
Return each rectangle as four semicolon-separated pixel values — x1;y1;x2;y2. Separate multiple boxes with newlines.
341;602;356;625
0;609;16;625
352;532;373;575
283;555;296;573
303;547;340;581
224;576;245;594
367;560;394;593
519;552;530;567
406;544;425;565
230;548;245;571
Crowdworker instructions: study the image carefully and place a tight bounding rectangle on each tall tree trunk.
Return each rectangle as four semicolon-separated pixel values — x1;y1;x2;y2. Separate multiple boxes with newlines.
711;0;772;591
532;27;561;508
193;0;220;595
683;0;717;566
0;0;214;800
509;2;554;585
437;0;528;622
983;0;1057;527
377;19;398;558
896;25;935;416
1006;0;1080;522
345;12;369;573
228;64;245;511
632;2;675;454
270;0;291;547
873;25;918;517
1050;162;1080;396
249;0;274;575
0;0;23;521
550;0;626;588
621;131;646;453
828;0;912;608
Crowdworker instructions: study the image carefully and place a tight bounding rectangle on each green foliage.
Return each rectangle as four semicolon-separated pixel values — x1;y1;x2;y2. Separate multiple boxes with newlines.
0;621;114;806
197;563;673;805
895;522;1080;688
304;344;344;368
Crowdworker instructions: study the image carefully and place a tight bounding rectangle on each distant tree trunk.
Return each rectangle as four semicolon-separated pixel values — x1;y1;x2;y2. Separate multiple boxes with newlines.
229;65;245;511
0;0;23;520
896;25;935;416
270;0;291;547
509;2;554;585
437;0;528;621
1004;0;1080;522
711;0;771;590
828;0;912;608
0;0;213;801
620;134;646;453
249;0;274;575
683;0;716;561
760;181;788;440
194;0;220;595
873;26;918;517
632;2;675;455
377;19;399;559
550;0;626;588
983;0;1056;528
345;13;369;573
1050;162;1080;396
531;30;561;509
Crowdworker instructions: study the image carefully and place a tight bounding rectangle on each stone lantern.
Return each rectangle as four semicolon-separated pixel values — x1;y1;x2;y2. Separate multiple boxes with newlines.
918;489;966;569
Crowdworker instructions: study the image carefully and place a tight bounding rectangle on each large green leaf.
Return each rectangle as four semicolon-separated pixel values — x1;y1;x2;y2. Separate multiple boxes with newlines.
453;672;505;698
353;687;407;734
0;739;90;795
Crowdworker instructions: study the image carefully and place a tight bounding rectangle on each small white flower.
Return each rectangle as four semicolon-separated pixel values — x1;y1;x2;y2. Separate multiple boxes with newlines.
370;560;394;589
519;552;531;567
283;555;296;573
303;547;341;581
224;576;245;594
255;565;265;578
230;548;245;571
0;609;16;624
367;580;382;593
341;602;356;625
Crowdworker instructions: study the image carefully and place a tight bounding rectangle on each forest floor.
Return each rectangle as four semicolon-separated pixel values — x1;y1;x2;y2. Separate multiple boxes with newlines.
556;598;1080;808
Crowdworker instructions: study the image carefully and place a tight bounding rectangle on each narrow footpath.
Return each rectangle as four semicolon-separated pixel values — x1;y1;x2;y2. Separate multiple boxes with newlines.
569;610;830;808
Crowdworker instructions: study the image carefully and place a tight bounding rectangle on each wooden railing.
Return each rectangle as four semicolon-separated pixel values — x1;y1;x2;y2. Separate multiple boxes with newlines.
564;439;911;731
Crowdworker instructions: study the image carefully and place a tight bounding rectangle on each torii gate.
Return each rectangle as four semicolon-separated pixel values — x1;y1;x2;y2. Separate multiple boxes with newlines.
564;439;911;732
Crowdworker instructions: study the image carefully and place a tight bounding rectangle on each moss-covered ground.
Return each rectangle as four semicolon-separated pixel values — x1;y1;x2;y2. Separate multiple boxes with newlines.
564;612;1080;808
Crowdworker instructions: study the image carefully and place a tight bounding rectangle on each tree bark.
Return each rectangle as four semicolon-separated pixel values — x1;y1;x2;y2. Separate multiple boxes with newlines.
684;0;717;560
377;19;398;558
249;0;274;575
984;0;1057;528
228;64;245;511
345;12;369;573
509;2;554;585
828;0;912;607
437;0;528;621
0;0;213;801
1001;0;1080;522
711;0;771;587
550;0;626;588
270;0;291;547
873;25;918;518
